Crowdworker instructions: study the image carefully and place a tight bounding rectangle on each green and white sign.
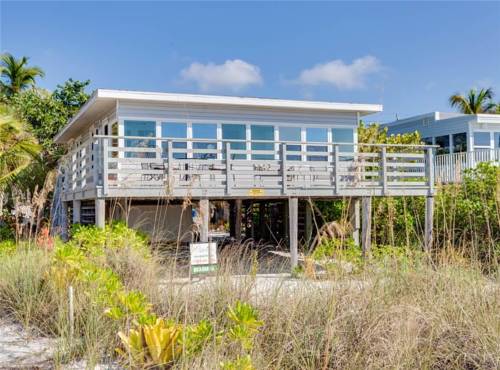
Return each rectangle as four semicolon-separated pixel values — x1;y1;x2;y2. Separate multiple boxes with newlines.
190;242;218;275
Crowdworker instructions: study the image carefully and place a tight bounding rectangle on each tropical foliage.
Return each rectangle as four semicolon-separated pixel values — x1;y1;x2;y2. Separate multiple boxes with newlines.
0;53;45;97
0;104;40;187
449;87;497;114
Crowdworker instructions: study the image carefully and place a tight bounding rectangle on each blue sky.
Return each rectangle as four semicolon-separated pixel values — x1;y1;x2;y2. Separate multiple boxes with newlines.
1;1;499;122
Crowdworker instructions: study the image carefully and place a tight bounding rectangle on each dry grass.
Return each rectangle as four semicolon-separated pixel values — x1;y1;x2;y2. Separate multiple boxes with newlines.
0;242;499;369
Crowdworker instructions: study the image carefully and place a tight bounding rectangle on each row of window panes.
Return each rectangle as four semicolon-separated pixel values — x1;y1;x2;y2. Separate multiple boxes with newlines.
424;132;500;155
123;120;354;160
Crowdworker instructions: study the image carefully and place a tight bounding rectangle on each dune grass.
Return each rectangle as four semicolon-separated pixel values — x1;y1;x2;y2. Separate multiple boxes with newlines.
0;235;499;369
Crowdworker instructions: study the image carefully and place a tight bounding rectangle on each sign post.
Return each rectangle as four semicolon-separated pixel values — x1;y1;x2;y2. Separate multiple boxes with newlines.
190;242;218;275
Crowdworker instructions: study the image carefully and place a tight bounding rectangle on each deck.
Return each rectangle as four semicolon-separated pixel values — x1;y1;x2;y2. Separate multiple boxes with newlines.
59;135;436;201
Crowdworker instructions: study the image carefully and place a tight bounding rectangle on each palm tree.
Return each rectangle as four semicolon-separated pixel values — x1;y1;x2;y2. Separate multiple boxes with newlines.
0;53;45;97
0;104;40;187
449;88;496;114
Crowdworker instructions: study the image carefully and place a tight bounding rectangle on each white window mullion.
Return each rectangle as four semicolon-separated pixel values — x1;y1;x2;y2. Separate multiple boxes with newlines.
274;126;279;160
155;120;162;160
187;122;193;159
217;123;222;160
301;127;307;162
246;124;251;160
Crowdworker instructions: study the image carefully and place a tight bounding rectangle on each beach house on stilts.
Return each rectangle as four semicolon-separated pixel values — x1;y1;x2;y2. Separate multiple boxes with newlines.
51;89;436;269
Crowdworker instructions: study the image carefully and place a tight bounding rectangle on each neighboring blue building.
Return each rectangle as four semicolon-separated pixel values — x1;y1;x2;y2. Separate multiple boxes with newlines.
386;112;500;183
385;112;500;155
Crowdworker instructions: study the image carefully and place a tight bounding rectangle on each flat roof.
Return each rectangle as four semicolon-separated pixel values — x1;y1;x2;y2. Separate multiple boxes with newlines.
55;89;383;143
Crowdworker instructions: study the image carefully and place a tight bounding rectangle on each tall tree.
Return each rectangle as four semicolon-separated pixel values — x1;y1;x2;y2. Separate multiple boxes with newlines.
0;104;40;187
0;53;45;97
449;88;496;114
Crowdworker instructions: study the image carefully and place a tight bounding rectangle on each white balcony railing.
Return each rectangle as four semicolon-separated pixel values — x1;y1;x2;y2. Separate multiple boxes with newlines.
58;135;436;199
434;149;500;183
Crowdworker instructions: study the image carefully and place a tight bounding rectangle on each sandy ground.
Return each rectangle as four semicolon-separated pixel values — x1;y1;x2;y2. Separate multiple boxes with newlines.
0;319;119;369
0;320;56;369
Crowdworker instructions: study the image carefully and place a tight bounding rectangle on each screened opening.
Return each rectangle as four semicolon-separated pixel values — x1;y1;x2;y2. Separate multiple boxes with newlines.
473;132;490;148
222;124;246;160
251;125;274;160
306;127;328;161
162;122;187;159
452;132;467;153
280;126;301;161
192;123;217;159
332;128;354;153
124;120;156;158
435;135;450;155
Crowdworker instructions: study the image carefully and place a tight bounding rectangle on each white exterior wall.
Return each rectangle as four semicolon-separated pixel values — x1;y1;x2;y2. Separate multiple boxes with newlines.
117;101;359;128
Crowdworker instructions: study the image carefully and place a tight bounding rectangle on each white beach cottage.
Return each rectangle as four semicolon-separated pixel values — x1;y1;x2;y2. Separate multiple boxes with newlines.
51;89;436;268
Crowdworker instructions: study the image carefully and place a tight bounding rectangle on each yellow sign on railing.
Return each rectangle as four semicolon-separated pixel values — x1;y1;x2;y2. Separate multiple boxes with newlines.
248;188;265;196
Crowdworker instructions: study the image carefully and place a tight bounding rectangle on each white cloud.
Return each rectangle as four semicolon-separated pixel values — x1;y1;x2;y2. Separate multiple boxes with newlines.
296;56;381;90
180;59;263;92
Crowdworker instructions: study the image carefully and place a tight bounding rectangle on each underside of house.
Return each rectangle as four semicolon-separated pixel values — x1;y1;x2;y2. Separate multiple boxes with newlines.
50;89;436;268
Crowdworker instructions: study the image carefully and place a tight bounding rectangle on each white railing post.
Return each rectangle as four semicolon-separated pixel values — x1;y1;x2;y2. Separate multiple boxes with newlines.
381;147;387;195
281;143;287;195
167;140;173;186
226;142;232;195
102;137;109;196
333;144;340;195
426;147;434;195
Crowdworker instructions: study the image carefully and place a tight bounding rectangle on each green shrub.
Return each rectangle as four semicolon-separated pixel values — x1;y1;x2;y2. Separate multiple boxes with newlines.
0;223;14;241
71;221;150;258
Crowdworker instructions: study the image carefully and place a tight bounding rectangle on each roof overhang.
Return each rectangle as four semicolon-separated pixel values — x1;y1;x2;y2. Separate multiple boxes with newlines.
54;89;383;143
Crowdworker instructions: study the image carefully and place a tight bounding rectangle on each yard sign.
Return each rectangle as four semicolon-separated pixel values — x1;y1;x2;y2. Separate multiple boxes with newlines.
190;242;218;274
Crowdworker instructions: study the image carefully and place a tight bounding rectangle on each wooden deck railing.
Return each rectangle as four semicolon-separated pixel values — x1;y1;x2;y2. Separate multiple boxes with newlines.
59;135;436;200
434;149;500;183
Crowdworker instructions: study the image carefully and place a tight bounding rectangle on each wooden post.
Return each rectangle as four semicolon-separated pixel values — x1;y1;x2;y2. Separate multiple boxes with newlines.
305;200;313;244
199;198;209;242
381;147;387;195
426;147;435;195
349;198;360;246
281;143;287;195
361;197;372;257
102;137;109;196
72;199;81;224
231;199;242;240
95;198;105;229
289;197;299;270
424;196;434;252
259;202;266;240
226;142;232;195
333;144;340;194
68;285;74;340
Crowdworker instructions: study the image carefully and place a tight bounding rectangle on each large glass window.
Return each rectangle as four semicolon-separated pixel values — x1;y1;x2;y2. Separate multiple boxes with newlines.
222;124;246;159
162;122;187;159
280;126;301;161
495;132;500;148
435;135;450;155
251;125;274;160
192;123;217;159
422;137;433;145
474;132;490;148
332;128;354;152
124;120;156;158
306;127;328;161
452;132;467;153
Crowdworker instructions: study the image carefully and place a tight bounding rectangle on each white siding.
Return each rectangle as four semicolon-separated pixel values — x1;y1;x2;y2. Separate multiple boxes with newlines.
117;101;358;128
387;115;472;138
